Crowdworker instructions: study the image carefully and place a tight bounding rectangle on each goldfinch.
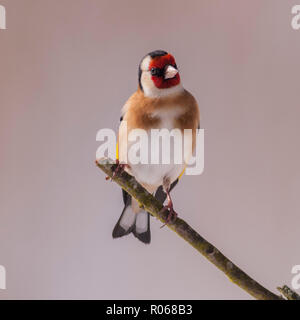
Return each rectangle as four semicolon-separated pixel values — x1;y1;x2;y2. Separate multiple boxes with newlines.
112;50;200;244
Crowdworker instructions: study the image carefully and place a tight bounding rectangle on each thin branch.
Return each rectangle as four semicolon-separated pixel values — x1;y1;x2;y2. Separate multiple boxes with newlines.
277;285;300;300
96;157;292;300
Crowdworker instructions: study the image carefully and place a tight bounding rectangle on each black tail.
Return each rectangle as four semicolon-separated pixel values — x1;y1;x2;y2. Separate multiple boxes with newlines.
112;190;151;244
113;180;178;244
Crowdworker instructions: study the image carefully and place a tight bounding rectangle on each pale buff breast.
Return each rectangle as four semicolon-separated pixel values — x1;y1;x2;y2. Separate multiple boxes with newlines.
118;88;200;191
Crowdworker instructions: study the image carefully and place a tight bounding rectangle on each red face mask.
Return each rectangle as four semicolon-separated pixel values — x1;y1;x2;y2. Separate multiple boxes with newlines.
149;54;180;89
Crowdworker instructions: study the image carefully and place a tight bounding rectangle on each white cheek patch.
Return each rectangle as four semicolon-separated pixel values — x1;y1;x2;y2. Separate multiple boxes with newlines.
140;55;151;71
141;71;156;92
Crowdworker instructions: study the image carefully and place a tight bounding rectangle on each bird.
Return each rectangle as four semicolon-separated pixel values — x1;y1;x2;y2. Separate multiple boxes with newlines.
112;50;200;244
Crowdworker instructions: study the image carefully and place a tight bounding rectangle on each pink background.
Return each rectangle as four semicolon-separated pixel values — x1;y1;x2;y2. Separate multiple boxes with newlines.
0;0;299;299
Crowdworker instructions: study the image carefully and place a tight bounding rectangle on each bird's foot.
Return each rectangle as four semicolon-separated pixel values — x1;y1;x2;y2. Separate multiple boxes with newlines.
159;205;178;228
107;161;128;180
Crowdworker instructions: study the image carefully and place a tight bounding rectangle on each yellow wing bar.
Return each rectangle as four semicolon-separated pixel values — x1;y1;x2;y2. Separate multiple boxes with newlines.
116;142;119;161
178;166;186;180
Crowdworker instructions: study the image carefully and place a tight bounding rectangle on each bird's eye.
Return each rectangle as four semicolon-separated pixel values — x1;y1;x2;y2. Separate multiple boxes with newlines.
150;67;158;76
150;67;162;77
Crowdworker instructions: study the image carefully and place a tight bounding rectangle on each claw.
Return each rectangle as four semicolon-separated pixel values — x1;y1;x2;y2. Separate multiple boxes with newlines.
103;160;129;181
112;163;126;179
160;206;178;228
159;188;178;228
110;160;129;180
